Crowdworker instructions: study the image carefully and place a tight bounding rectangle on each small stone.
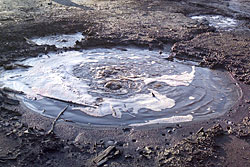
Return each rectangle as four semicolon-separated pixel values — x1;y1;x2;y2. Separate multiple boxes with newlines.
144;146;153;154
227;128;233;134
11;116;19;120
64;146;70;152
114;150;120;156
105;140;116;147
61;39;68;43
125;154;133;159
46;160;52;165
6;132;12;136
116;141;125;147
122;127;131;132
4;122;10;127
14;122;21;128
132;139;137;143
176;124;182;128
187;156;193;162
24;129;29;134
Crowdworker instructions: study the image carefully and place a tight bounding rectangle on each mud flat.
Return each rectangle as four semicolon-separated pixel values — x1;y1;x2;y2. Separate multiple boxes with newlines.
0;0;250;167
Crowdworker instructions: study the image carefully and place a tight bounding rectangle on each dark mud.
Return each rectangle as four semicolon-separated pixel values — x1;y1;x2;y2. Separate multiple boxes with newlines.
0;0;250;167
172;31;250;84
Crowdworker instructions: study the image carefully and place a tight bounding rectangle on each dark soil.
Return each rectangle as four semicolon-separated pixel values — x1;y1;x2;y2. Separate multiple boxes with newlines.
0;0;250;166
172;31;250;84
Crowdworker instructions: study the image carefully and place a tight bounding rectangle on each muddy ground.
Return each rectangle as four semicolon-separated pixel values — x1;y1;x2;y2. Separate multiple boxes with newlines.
0;0;250;166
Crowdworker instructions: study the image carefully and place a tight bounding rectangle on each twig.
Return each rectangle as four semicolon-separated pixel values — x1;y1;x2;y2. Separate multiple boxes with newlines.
15;63;33;68
24;37;37;45
127;112;136;118
3;87;24;94
110;105;117;117
38;94;97;108
0;156;16;160
47;105;69;134
151;91;160;101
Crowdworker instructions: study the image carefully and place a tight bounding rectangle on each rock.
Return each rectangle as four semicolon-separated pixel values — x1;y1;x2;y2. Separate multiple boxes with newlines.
125;154;133;159
105;140;116;147
167;130;172;134
132;139;137;143
165;55;174;61
176;124;182;128
4;122;10;127
144;146;153;154
24;129;29;134
122;127;131;132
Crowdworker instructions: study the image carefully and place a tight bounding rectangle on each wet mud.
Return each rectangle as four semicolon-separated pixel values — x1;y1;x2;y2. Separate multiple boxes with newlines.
0;0;250;167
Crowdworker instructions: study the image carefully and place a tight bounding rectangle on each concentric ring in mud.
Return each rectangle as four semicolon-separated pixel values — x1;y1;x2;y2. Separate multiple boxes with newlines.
0;47;241;126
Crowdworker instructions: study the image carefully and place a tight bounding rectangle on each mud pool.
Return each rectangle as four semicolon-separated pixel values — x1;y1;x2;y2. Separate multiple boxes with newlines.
0;47;241;126
30;32;84;48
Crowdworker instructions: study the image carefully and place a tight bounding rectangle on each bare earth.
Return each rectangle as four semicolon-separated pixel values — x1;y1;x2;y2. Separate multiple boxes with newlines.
0;0;250;166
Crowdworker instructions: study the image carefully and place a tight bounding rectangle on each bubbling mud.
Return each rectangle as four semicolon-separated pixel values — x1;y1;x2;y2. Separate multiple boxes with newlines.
0;47;241;126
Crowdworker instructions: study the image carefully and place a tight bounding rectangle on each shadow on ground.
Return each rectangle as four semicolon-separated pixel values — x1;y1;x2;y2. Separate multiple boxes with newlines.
52;0;93;10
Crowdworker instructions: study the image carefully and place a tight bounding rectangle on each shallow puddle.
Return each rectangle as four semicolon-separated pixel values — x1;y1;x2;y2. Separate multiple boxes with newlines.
30;32;84;48
0;47;241;126
191;15;238;30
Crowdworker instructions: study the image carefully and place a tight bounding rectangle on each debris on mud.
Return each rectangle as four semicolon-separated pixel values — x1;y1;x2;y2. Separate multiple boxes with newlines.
92;146;120;166
158;124;224;167
228;117;250;139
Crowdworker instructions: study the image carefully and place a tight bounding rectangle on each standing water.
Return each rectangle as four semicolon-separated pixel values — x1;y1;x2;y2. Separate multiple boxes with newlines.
0;45;241;126
30;32;84;48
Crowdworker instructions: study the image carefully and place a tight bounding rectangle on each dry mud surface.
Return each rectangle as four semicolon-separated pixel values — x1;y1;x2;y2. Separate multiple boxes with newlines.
0;0;250;166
